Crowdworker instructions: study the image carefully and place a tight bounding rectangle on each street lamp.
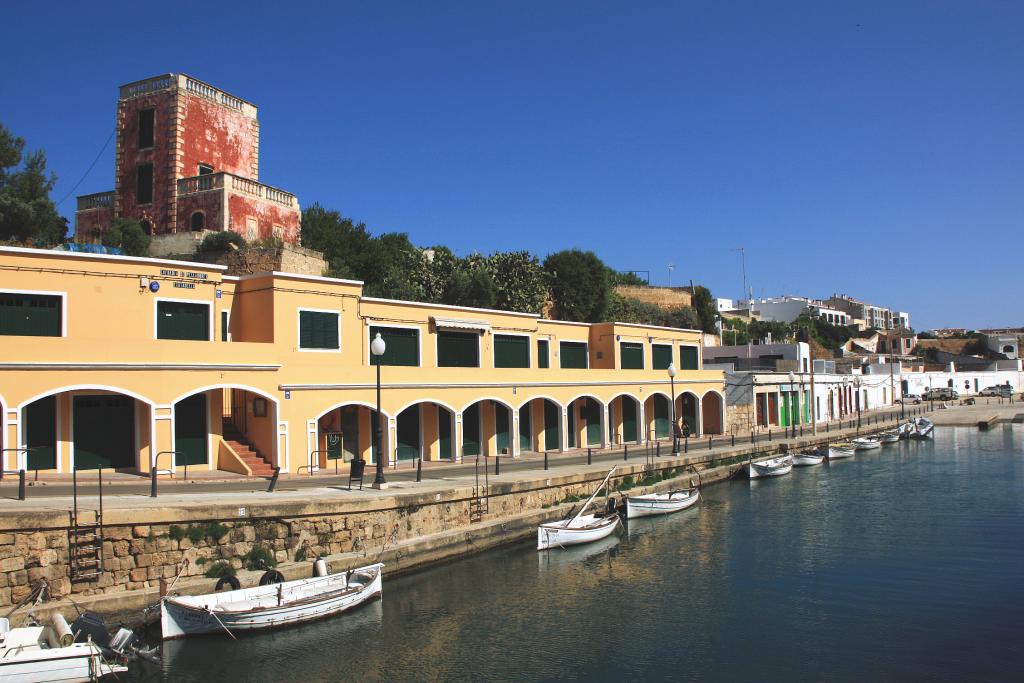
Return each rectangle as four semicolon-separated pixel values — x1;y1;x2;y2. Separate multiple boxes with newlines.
788;371;797;439
370;332;387;489
668;363;678;453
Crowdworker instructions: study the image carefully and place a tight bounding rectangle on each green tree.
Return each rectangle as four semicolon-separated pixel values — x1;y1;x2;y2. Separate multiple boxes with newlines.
100;217;151;256
487;250;547;314
0;123;67;246
361;232;424;301
690;285;718;333
543;249;610;322
299;203;372;280
608;269;648;287
748;319;793;343
720;316;750;345
417;245;460;303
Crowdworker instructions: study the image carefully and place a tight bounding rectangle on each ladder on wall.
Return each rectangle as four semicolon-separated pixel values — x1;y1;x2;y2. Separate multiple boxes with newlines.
69;468;104;582
469;454;489;523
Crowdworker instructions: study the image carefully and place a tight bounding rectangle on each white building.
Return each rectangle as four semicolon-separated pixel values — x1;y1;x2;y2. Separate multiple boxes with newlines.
744;296;851;326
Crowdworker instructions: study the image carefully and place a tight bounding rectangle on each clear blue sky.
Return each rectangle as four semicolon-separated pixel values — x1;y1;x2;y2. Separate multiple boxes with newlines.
3;2;1022;330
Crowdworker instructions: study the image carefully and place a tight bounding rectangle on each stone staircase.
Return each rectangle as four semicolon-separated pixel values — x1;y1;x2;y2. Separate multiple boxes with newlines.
222;421;274;477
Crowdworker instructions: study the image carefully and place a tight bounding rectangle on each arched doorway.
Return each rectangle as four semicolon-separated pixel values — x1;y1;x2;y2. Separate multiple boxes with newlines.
701;392;724;435
608;394;641;446
389;400;457;462
644;393;671;441
315;402;390;470
567;396;604;449
519;397;562;453
462;399;514;457
678;392;700;436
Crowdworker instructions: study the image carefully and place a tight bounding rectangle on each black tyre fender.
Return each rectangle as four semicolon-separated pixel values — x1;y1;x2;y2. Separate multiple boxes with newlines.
215;575;240;592
259;569;285;586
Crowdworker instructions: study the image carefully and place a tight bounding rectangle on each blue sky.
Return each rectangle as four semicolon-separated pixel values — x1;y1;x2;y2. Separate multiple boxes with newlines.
3;1;1022;330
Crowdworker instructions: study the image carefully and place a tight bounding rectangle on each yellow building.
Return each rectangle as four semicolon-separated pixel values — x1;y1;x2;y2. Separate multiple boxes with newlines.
0;246;726;476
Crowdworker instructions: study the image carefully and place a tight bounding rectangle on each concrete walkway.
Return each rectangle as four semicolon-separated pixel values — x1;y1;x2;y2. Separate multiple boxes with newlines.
0;405;928;514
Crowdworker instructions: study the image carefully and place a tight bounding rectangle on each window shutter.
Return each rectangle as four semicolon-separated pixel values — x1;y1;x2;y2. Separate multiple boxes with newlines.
157;301;208;340
438;331;479;367
370;326;419;366
559;341;588;369
652;344;672;370
494;335;530;368
620;342;644;369
680;345;699;370
299;311;338;349
0;293;61;337
537;339;550;368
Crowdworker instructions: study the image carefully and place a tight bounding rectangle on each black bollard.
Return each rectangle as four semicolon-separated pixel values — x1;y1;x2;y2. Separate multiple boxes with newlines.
708;437;712;451
18;469;26;501
684;436;689;453
495;455;500;476
624;445;629;461
732;434;736;446
800;425;804;437
417;457;423;482
656;443;661;458
587;447;592;465
769;429;772;442
544;452;549;470
150;466;158;498
267;466;280;493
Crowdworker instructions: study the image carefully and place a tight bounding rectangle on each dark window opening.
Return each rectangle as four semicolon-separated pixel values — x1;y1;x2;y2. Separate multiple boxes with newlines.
198;163;213;176
190;212;205;231
138;108;154;148
136;163;153;204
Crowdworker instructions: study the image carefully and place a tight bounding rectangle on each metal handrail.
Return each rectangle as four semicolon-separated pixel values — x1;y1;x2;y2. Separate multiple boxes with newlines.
1;447;34;479
298;450;328;477
154;451;182;476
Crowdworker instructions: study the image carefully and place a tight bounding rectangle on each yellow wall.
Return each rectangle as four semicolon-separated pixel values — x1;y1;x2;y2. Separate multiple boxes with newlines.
0;247;725;473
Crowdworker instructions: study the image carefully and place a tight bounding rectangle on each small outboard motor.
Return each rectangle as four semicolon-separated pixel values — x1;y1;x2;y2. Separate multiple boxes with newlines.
313;555;328;577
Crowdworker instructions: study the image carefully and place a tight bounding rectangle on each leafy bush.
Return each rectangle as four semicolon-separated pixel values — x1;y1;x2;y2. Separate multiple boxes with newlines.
169;522;230;544
204;561;236;579
101;217;150;256
294;546;307;563
199;231;246;253
243;545;277;570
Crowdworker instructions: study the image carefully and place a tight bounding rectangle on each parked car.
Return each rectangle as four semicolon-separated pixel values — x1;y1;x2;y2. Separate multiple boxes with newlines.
979;386;1002;397
899;393;922;404
923;388;959;401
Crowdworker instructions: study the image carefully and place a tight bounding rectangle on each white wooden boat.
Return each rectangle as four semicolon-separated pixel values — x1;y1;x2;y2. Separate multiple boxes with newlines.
748;455;793;478
626;488;700;518
909;417;934;439
160;563;383;639
0;616;126;682
852;437;881;451
791;452;824;467
827;443;856;459
879;431;900;444
538;467;621;550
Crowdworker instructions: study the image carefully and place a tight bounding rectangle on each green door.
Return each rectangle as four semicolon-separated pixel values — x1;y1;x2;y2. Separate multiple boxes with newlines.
495;406;510;454
73;395;134;470
780;392;789;427
341;407;359;461
543;400;560;451
622;398;638;443
25;396;56;470
396;405;419;460
174;394;207;466
654;395;669;439
567;404;577;449
519;408;531;452
463;403;481;456
585;398;601;446
438;407;453;459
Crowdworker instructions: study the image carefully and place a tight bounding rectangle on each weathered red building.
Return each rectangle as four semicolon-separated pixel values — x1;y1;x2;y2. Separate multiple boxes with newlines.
75;74;300;243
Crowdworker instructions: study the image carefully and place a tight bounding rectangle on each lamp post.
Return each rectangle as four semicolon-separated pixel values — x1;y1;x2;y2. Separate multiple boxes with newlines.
668;363;678;453
788;371;797;439
855;377;862;429
370;332;387;489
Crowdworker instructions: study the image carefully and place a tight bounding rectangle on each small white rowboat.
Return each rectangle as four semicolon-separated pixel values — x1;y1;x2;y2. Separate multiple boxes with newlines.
748;455;793;478
879;431;900;444
828;443;856;459
537;514;621;550
626;488;700;519
160;563;383;639
791;453;824;467
909;417;934;439
852;437;881;451
0;615;126;682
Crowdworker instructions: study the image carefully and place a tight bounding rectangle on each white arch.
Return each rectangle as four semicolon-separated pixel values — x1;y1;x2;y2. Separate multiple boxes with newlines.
564;393;607;409
700;388;725;402
460;396;516;414
393;397;460;418
313;400;394;423
605;391;642;407
16;384;156;410
169;383;278;407
515;395;564;411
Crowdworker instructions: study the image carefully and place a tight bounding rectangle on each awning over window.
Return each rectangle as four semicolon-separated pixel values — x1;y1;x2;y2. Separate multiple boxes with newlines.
431;316;491;333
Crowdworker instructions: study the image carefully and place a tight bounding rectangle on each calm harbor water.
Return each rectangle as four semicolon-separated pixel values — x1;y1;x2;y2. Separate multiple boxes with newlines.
133;426;1023;682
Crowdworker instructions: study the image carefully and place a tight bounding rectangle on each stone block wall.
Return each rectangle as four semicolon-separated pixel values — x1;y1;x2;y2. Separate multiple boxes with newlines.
727;403;755;436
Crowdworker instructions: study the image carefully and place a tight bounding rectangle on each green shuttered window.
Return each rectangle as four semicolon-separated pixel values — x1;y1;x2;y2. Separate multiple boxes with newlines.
370;326;419;366
559;341;588;369
299;310;339;350
537;339;550;368
652;344;673;370
494;334;530;368
157;300;209;341
0;293;62;337
620;342;644;369
680;345;699;370
437;330;479;367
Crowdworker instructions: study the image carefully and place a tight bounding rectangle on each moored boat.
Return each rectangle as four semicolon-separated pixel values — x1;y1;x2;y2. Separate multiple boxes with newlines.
827;443;856;459
0;615;127;682
909;417;934;439
791;452;825;467
626;488;700;518
160;562;383;639
852;437;881;451
538;467;621;550
748;455;793;478
879;431;900;444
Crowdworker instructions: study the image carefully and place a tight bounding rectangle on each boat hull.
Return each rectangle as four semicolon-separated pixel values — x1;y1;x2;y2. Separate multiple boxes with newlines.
853;439;881;451
748;456;793;478
626;489;700;518
828;447;856;459
537;514;619;550
160;565;383;639
791;453;824;467
0;643;125;683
